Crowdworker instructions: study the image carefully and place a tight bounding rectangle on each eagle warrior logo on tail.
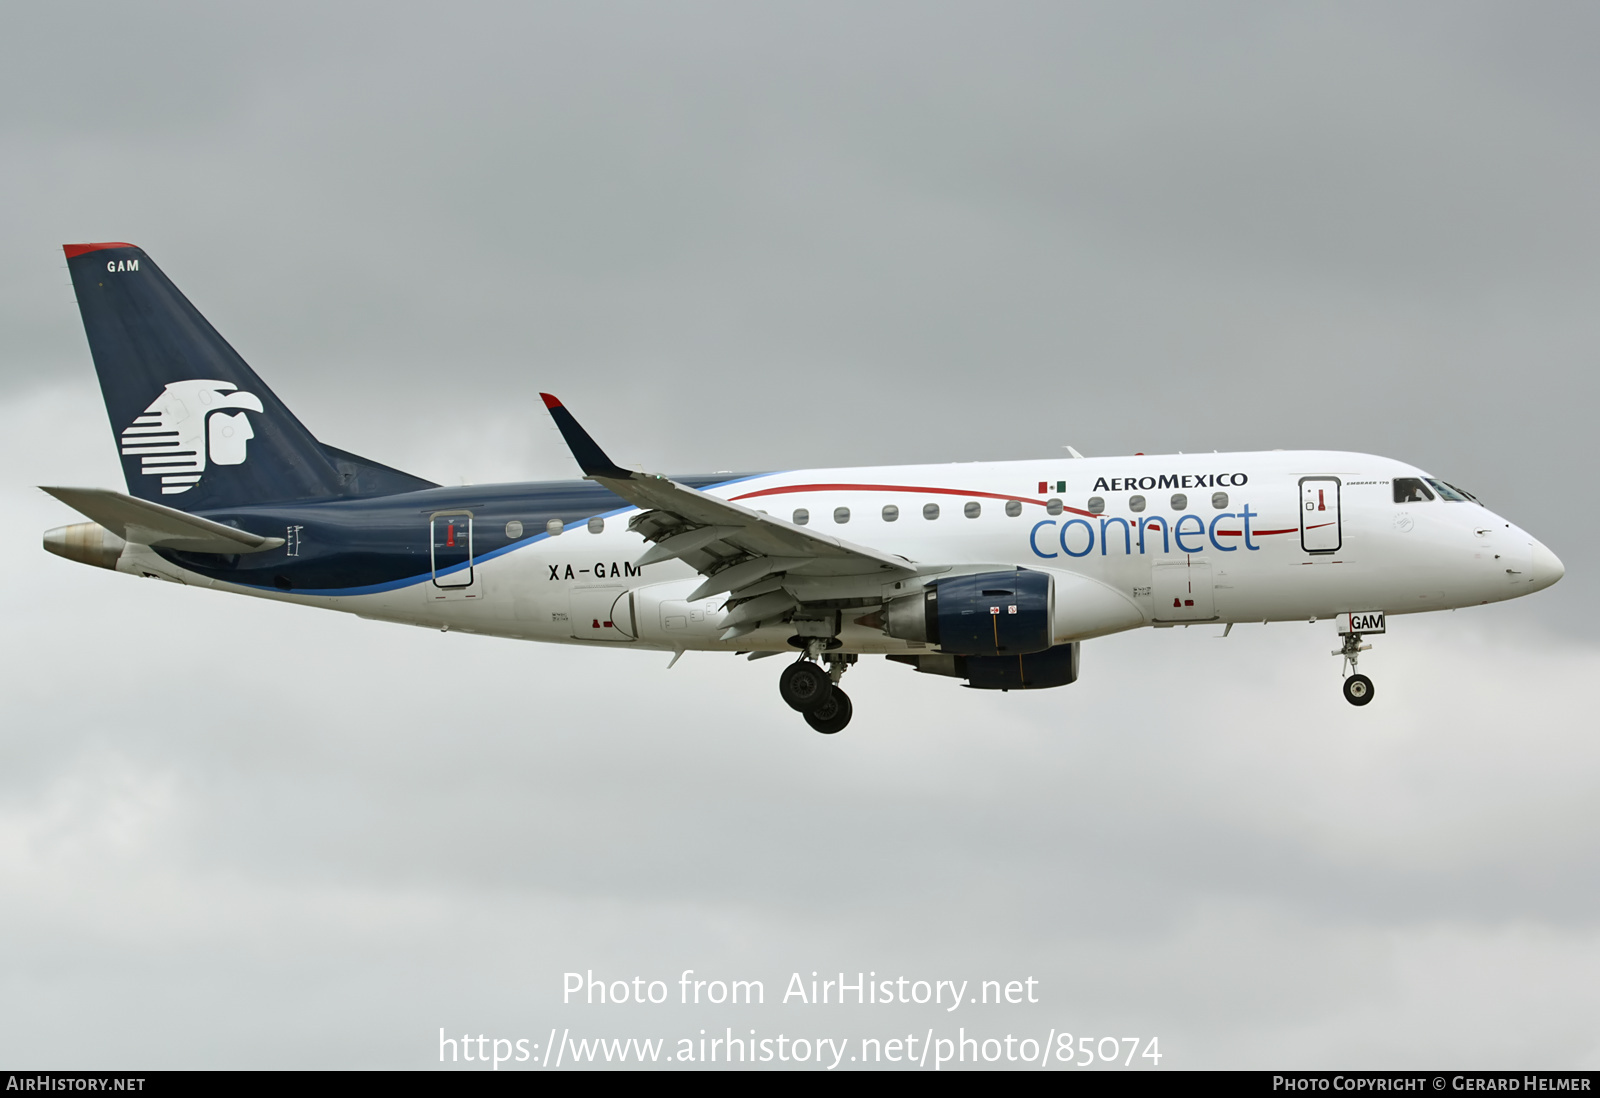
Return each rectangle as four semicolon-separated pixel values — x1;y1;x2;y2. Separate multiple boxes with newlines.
119;380;264;495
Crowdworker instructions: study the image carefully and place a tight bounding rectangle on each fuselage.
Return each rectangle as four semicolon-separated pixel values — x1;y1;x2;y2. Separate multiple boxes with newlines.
47;241;1568;727
102;450;1563;654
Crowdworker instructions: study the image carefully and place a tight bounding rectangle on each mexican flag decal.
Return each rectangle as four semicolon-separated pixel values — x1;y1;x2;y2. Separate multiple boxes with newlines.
1037;480;1066;494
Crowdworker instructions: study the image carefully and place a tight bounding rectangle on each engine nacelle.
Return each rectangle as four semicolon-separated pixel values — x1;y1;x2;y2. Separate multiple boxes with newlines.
882;568;1053;656
888;643;1080;691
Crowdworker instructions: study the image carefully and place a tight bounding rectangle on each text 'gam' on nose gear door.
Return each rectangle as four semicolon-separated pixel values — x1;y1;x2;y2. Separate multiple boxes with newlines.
1299;477;1342;553
430;512;477;595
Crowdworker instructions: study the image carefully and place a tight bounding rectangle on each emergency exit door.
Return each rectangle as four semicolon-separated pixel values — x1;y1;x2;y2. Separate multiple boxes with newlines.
430;512;474;588
1299;477;1342;553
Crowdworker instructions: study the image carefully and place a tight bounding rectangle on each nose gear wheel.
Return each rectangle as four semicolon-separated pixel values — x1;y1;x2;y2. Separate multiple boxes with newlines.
1343;673;1374;706
1333;630;1378;707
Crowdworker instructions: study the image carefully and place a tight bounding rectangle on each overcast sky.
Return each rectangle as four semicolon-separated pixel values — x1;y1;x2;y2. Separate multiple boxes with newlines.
3;1;1597;1069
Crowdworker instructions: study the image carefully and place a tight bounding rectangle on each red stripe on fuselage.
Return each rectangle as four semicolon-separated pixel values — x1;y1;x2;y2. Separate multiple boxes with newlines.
731;482;1100;520
730;482;1300;535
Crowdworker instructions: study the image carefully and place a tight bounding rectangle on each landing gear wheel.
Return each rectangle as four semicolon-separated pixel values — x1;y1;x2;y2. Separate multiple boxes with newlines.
1343;674;1375;706
804;688;852;734
779;661;833;712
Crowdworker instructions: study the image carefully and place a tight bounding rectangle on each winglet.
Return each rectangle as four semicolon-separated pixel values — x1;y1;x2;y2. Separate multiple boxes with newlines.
539;394;635;480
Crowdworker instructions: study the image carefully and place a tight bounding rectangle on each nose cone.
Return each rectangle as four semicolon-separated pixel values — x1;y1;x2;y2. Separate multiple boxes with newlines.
1529;539;1565;592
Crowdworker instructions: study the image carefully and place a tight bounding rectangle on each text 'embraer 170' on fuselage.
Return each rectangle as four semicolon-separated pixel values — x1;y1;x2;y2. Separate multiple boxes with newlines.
43;243;1564;733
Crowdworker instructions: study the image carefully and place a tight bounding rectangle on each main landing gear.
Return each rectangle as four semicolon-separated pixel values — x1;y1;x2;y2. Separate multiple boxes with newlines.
1334;631;1376;707
778;648;857;734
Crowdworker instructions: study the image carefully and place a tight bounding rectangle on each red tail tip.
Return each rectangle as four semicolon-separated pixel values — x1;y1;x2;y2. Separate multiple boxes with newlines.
63;242;137;259
539;393;562;410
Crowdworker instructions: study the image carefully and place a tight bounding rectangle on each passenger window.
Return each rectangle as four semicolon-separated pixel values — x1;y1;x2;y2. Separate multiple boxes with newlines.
923;502;940;520
964;501;981;519
1211;492;1228;509
1129;495;1146;513
1087;496;1105;514
588;516;605;533
793;508;809;525
833;507;850;524
1393;478;1434;504
882;504;899;522
1045;498;1063;516
1171;493;1187;511
1005;500;1022;517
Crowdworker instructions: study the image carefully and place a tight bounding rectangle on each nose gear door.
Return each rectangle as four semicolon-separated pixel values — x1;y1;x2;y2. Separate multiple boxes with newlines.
1299;477;1342;553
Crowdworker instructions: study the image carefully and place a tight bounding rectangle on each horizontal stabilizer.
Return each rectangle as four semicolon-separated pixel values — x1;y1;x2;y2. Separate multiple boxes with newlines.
41;486;285;554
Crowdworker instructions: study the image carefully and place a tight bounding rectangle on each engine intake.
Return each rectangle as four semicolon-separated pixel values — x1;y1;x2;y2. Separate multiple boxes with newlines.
882;568;1053;656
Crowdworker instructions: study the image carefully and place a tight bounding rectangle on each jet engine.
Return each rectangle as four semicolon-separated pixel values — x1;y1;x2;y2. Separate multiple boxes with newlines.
880;568;1054;656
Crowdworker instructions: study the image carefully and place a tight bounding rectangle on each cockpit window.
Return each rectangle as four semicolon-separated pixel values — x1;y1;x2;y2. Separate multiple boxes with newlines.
1426;478;1474;502
1393;477;1434;503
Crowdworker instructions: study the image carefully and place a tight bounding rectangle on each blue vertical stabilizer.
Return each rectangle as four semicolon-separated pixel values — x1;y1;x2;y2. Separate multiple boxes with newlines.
64;243;435;509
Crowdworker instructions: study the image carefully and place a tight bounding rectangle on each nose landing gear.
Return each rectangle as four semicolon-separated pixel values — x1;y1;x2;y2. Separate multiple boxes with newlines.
777;648;857;733
1334;629;1376;707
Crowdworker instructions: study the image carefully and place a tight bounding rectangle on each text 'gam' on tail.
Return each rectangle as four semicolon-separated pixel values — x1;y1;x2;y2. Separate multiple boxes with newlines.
64;243;435;511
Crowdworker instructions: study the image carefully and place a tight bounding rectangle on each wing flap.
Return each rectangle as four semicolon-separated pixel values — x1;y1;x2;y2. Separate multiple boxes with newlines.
634;524;744;567
686;556;810;601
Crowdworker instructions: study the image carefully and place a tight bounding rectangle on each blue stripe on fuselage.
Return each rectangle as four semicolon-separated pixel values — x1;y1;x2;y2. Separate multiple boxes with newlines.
158;472;775;596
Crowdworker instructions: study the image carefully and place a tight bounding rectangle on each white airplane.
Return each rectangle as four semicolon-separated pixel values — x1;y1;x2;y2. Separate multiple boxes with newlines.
43;243;1564;733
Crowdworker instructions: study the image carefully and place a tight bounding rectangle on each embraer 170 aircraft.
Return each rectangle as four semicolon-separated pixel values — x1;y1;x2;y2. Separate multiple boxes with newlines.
43;243;1564;733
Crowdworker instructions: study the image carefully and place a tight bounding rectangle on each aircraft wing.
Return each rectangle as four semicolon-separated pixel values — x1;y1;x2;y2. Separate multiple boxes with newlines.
41;486;286;554
541;394;916;636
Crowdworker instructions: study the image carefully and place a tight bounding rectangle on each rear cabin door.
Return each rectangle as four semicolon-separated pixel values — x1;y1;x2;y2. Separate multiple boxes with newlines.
1152;557;1215;621
1299;477;1342;553
430;512;475;590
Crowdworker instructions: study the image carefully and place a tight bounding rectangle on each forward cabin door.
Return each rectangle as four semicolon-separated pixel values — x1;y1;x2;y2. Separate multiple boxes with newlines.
1152;557;1215;621
1299;477;1342;553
